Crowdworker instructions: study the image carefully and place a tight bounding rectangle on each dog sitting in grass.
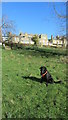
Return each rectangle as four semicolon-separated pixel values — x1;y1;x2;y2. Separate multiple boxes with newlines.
40;66;62;86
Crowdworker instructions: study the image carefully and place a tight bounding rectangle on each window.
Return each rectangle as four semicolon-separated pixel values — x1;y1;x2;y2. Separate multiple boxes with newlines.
23;36;25;38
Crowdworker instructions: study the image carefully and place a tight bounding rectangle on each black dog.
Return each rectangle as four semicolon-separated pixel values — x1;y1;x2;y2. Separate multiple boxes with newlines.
40;66;62;86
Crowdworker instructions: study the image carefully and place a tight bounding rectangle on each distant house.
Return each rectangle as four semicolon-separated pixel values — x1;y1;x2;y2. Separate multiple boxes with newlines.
1;35;8;48
12;35;19;43
53;36;68;48
2;36;8;42
52;36;64;47
19;32;34;45
39;34;48;46
48;41;53;46
63;36;68;48
2;31;67;48
19;39;34;45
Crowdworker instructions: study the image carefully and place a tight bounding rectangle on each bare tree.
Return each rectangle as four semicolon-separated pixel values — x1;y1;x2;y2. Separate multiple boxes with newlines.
53;3;68;19
53;2;67;36
2;15;15;36
0;15;16;42
53;2;68;47
0;15;16;49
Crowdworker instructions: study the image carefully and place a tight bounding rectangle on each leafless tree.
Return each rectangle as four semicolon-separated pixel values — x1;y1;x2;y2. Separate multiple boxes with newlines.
0;15;16;42
53;3;68;19
2;15;15;36
53;2;68;37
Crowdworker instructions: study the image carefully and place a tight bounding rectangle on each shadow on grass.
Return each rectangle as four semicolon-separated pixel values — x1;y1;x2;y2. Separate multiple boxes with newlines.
17;46;67;58
25;46;67;56
22;76;41;83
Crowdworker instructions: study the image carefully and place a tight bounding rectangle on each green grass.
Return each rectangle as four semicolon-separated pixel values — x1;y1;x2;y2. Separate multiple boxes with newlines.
2;46;67;118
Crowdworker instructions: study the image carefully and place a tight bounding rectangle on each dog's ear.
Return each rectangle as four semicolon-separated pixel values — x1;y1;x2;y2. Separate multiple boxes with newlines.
39;66;46;70
39;66;45;69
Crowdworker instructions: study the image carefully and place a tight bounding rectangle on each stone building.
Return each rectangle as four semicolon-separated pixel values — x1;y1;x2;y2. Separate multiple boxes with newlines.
52;36;68;48
39;34;48;46
11;35;19;43
19;32;34;45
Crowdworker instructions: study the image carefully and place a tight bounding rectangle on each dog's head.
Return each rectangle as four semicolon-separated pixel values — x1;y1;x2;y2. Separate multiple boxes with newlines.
40;66;47;75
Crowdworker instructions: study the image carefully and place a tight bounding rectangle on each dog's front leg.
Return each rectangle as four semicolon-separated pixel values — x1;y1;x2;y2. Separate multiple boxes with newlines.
40;77;43;83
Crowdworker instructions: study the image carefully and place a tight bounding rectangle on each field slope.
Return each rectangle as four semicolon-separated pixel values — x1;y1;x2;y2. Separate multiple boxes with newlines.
2;46;67;118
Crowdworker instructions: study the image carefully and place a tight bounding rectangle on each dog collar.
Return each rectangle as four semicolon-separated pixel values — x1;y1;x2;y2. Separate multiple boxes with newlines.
42;71;47;77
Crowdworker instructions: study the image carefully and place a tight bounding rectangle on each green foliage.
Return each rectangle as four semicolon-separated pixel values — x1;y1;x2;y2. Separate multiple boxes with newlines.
56;35;59;40
2;46;67;118
32;35;39;45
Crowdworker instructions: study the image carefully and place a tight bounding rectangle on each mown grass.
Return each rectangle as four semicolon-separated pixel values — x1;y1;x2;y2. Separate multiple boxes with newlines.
2;46;67;119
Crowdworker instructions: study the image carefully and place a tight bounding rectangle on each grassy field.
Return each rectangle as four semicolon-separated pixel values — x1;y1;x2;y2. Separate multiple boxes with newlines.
2;46;67;119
